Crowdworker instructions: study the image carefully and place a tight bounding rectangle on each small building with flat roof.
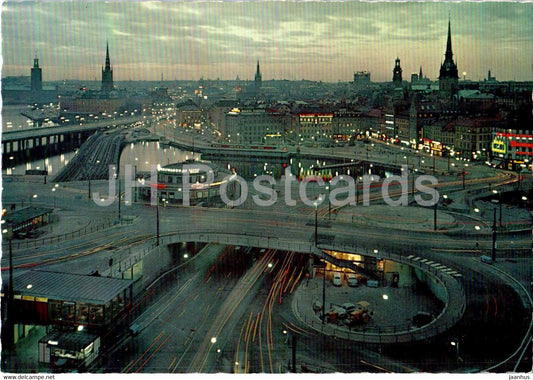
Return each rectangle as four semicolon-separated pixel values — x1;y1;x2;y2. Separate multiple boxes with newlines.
38;330;101;370
3;270;133;340
2;206;53;236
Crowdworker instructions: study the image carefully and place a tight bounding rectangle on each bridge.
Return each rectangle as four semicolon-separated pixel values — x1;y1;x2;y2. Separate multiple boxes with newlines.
1;115;143;168
87;224;465;344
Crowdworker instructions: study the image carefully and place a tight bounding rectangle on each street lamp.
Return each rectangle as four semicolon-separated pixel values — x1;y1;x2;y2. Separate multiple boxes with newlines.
314;201;318;247
326;184;331;221
450;340;460;362
492;189;502;227
322;263;326;325
51;187;56;208
2;224;14;349
156;195;160;246
434;199;438;231
491;199;499;262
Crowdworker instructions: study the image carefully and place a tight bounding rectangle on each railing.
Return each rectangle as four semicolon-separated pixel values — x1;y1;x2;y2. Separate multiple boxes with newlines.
2;216;134;250
150;230;467;344
2;175;47;183
293;300;466;345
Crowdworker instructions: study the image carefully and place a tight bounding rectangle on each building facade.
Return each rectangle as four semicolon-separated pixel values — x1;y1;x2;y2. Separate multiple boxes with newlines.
491;129;533;170
225;108;282;144
298;113;334;143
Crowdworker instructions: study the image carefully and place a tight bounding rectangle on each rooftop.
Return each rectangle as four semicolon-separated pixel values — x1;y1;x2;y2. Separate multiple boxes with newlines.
39;330;99;351
8;270;133;305
2;206;53;228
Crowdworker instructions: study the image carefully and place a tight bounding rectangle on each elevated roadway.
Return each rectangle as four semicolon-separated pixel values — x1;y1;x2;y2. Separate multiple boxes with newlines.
1;115;142;143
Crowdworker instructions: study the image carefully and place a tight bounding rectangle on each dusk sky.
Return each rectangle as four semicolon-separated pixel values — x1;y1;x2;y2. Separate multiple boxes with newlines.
2;1;532;83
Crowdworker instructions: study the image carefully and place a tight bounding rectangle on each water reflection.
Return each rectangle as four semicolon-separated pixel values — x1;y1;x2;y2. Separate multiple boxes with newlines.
3;140;335;182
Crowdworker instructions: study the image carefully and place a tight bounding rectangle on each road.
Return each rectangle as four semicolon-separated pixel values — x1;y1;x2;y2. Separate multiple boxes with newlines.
1;141;531;373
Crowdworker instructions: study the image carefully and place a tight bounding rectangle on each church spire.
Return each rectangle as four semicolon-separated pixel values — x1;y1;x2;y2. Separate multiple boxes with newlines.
419;66;423;79
102;41;114;93
254;60;262;91
439;16;458;97
445;18;453;60
105;41;111;71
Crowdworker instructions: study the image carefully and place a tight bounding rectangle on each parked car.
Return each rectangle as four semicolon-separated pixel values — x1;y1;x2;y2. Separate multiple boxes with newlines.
347;274;359;287
332;272;342;286
341;303;356;313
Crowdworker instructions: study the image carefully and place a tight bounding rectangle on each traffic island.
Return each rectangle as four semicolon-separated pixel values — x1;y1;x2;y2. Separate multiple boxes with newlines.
291;251;466;344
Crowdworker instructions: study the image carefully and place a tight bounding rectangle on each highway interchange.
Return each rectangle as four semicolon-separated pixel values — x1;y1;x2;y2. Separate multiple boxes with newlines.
2;125;532;373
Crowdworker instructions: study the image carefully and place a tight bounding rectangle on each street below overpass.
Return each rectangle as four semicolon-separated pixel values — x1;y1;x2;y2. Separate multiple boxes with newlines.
1;160;531;373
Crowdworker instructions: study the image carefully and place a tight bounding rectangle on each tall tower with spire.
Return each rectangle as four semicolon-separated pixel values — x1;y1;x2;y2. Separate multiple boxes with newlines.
392;57;403;88
254;60;262;91
439;18;459;98
101;42;114;93
31;57;42;91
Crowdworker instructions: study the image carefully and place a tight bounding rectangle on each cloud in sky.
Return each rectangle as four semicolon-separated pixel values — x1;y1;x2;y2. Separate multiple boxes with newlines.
2;1;532;82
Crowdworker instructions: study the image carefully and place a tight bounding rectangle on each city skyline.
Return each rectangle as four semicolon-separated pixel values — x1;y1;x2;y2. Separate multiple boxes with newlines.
2;1;532;83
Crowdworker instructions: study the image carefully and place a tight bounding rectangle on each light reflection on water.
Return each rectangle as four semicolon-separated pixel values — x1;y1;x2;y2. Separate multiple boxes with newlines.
119;141;194;175
2;142;193;178
3;140;332;181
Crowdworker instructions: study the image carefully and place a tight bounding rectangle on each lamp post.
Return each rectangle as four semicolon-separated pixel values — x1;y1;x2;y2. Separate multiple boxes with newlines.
2;224;14;349
491;199;498;262
156;195;160;246
51;187;56;208
450;340;460;363
118;171;121;222
134;164;138;203
492;189;502;227
314;202;318;246
411;168;415;198
322;264;326;325
356;176;360;205
326;184;331;221
434;200;438;231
